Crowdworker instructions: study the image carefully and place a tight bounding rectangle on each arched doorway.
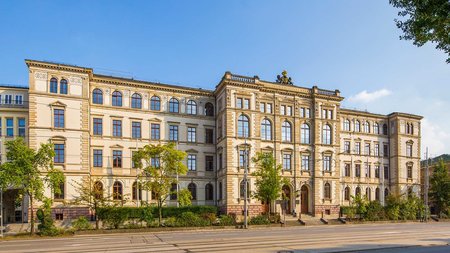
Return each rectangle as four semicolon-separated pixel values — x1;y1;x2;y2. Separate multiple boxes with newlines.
282;185;291;214
300;185;309;214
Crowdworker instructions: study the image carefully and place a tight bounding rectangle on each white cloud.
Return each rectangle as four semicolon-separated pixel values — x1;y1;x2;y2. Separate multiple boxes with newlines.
421;118;450;157
348;89;392;103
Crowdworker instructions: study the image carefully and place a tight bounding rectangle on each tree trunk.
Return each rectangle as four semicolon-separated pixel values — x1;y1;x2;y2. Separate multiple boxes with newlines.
29;195;34;235
94;206;99;230
158;200;162;226
268;199;271;220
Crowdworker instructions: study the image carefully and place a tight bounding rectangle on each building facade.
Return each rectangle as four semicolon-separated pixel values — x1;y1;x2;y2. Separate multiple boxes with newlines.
1;60;423;223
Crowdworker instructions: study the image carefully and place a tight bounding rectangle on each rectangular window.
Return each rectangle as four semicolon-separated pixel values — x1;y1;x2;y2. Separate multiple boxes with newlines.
283;154;291;170
18;118;25;137
54;144;65;164
281;105;286;115
365;143;371;156
355;164;361;177
287;106;292;116
260;103;265;113
219;153;223;170
384;166;389;179
365;164;371;178
344;164;351;177
322;109;327;119
132;122;141;139
151;156;160;168
383;144;389;157
187;127;196;143
93;118;103;136
406;144;412;157
301;155;310;171
205;155;214;171
54;109;64;128
355;142;361;155
323;156;331;171
112;120;122;137
6;118;13;137
344;141;350;154
169;125;178;141
93;149;103;167
4;95;12;104
305;108;310;118
407;165;413;179
131;151;137;168
239;150;247;168
236;98;242;108
300;107;305;118
328;110;332;120
205;128;214;144
15;95;23;105
243;99;250;109
187;154;196;171
266;103;272;113
113;150;122;168
374;144;379;157
375;165;380;178
151;123;160;140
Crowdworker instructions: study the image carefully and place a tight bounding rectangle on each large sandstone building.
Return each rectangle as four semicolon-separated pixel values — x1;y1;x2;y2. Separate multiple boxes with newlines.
0;60;422;223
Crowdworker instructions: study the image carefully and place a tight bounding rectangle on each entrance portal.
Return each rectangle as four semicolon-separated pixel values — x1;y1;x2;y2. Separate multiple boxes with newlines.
300;185;309;214
282;185;291;214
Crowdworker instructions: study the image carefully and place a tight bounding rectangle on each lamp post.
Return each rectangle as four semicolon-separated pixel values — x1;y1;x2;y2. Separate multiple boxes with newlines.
243;136;248;229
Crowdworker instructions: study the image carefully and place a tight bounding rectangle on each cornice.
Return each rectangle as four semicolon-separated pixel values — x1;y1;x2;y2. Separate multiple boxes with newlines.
25;59;93;75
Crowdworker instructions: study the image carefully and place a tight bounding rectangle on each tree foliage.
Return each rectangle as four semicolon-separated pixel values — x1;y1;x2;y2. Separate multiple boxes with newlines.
133;142;187;226
71;176;112;229
390;0;450;63
0;138;64;234
178;188;192;207
251;152;288;217
430;159;450;216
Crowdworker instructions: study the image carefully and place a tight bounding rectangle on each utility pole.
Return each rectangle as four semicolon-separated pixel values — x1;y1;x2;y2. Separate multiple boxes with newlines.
424;147;429;222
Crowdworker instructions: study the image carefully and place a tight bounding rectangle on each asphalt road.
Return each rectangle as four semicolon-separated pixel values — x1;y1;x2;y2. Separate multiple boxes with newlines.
1;222;450;253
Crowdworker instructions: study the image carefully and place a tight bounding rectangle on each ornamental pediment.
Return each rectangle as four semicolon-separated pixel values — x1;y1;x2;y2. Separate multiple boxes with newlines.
50;101;67;107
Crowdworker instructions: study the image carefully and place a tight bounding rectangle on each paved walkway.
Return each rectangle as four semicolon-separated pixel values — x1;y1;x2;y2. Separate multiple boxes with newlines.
1;222;450;252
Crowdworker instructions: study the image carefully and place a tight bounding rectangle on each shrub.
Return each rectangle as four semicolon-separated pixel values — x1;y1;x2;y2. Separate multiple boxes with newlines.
160;206;217;218
72;216;93;231
163;217;179;227
217;215;236;226
140;207;154;227
365;201;385;221
249;215;270;225
37;198;60;236
177;212;210;227
97;207;130;229
268;213;281;223
201;212;217;224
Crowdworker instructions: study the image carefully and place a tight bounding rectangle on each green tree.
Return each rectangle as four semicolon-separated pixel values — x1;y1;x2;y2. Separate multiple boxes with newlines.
133;142;187;225
71;176;112;229
430;159;450;216
390;0;450;63
0;138;64;234
178;188;192;207
251;152;288;218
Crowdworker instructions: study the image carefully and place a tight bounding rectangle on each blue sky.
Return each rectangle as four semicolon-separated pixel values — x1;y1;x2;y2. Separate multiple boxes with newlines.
1;1;449;155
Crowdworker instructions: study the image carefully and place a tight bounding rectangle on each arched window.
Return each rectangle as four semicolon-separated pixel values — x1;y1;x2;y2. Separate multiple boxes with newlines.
281;121;292;142
132;182;142;201
375;187;380;201
373;123;379;134
170;183;177;200
50;78;58;93
150;96;161;111
237;114;249;137
355;186;361;197
131;93;142;109
344;186;350;201
300;123;310;144
384;188;389;198
324;183;331;199
322;124;331;145
261;118;272;140
188;183;197;200
205;183;214;201
382;124;388;135
112;91;122;107
113;181;123;200
364;121;370;133
93;181;103;200
60;79;68;94
355;120;361;132
169;98;179;113
92;89;103;104
205;103;214;116
240;180;250;199
343;119;350;131
366;187;371;200
186;100;197;115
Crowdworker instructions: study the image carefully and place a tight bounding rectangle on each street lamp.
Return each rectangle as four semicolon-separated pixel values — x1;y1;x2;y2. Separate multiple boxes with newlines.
243;136;248;229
